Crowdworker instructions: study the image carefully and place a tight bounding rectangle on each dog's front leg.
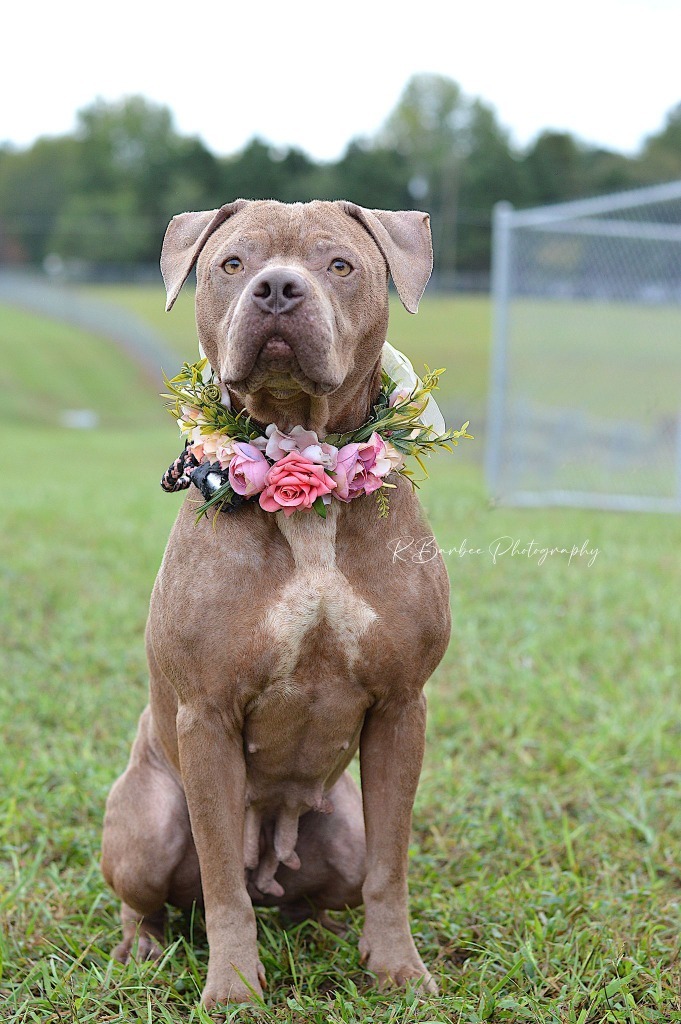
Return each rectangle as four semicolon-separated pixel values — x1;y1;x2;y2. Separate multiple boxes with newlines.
176;701;265;1008
358;694;437;994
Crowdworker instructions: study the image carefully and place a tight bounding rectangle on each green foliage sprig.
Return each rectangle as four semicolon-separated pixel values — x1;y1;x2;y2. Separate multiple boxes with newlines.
324;366;473;488
162;358;261;443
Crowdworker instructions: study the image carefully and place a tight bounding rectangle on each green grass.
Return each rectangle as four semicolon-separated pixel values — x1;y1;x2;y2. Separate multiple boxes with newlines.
83;284;200;363
0;304;166;431
2;303;681;1022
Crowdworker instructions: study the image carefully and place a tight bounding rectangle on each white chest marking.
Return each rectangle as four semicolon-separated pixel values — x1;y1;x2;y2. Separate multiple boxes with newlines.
261;505;377;678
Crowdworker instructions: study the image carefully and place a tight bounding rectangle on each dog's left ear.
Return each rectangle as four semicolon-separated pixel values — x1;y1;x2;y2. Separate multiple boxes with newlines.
343;204;433;313
160;200;248;311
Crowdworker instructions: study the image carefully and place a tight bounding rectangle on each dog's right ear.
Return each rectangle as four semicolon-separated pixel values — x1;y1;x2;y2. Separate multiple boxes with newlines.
160;200;248;311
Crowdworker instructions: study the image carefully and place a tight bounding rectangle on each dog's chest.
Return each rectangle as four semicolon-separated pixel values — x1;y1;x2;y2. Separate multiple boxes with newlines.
243;509;376;797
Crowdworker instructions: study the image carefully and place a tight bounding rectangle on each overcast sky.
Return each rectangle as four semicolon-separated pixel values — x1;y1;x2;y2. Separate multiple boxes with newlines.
4;0;680;161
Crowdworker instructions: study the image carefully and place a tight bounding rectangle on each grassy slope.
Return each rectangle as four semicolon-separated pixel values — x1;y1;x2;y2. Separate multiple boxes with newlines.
1;302;681;1022
84;282;681;417
1;304;165;431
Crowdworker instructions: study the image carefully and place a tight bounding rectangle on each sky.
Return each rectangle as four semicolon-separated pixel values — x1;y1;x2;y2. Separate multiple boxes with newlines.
3;0;680;162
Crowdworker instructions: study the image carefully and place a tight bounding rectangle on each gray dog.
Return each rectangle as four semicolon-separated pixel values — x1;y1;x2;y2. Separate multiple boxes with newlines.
101;199;451;1009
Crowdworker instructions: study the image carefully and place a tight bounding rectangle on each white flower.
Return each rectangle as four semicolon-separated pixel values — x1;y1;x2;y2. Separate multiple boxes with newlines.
215;438;238;469
219;383;232;410
177;404;205;434
265;423;321;461
300;442;339;470
189;429;223;464
382;441;405;472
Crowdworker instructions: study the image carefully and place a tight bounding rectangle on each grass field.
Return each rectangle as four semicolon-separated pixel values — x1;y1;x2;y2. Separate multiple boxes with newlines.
1;303;166;431
1;298;681;1022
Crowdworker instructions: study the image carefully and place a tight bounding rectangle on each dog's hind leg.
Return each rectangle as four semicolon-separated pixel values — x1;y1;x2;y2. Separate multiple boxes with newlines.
101;706;201;962
115;903;166;962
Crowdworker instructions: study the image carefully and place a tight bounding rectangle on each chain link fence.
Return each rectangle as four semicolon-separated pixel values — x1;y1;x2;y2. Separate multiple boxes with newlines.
485;181;681;512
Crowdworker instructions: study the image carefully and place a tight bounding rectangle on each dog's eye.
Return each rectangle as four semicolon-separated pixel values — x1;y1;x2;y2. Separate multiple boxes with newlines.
329;258;353;277
222;257;243;275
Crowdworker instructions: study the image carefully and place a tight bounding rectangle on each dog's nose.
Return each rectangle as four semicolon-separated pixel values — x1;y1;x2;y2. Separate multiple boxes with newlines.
251;269;308;315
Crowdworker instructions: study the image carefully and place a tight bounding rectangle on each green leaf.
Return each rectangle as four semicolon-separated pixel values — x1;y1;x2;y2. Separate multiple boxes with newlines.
312;496;327;518
375;488;391;518
193;481;237;522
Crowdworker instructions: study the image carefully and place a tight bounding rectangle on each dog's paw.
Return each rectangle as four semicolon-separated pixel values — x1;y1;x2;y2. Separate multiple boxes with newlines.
113;933;163;964
201;961;266;1010
359;934;438;995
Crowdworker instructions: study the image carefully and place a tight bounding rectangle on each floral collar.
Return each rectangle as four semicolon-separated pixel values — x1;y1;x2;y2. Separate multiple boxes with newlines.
160;346;472;520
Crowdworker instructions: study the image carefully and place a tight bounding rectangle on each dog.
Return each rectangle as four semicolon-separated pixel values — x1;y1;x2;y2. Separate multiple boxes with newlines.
101;199;451;1009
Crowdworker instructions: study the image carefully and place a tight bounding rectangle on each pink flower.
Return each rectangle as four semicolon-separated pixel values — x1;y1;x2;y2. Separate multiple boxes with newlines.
333;432;397;501
332;443;361;501
228;442;270;497
264;425;338;469
259;452;336;516
177;404;205;433
265;424;321;461
387;387;425;438
388;386;413;408
361;432;399;479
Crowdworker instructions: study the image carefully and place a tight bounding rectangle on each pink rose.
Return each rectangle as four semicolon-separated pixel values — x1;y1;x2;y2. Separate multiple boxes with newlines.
332;443;361;501
228;442;270;497
259;452;336;516
333;433;396;501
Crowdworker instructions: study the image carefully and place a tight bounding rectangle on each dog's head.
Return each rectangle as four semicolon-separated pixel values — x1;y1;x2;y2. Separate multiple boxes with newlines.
160;199;432;429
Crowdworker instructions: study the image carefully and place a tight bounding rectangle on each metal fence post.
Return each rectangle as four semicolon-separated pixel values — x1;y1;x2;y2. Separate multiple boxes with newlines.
484;201;514;500
676;414;681;511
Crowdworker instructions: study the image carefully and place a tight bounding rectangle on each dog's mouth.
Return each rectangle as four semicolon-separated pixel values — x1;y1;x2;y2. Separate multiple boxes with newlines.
258;335;295;368
223;331;341;399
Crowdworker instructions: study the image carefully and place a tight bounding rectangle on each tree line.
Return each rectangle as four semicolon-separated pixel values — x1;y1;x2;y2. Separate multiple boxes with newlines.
1;74;679;281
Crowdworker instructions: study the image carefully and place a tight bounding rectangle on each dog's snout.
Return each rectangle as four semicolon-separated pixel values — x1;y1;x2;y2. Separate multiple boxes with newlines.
252;269;308;315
